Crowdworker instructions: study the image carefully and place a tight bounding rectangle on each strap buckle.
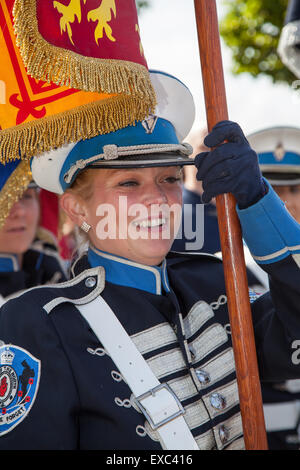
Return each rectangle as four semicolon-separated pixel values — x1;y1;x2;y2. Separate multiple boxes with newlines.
135;383;185;430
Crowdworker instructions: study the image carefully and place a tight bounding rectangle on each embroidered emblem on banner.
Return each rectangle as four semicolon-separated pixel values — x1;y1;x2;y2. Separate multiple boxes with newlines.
0;344;40;436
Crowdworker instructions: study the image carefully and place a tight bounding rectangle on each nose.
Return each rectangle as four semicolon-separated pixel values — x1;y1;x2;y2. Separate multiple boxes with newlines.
142;181;168;206
7;199;26;219
286;200;299;218
284;196;296;212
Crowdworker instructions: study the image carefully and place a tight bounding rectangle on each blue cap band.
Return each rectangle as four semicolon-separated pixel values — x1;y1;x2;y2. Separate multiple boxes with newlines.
258;151;300;166
0;160;20;192
59;118;179;191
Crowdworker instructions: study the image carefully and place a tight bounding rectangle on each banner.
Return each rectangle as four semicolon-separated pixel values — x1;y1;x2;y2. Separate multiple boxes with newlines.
0;0;156;162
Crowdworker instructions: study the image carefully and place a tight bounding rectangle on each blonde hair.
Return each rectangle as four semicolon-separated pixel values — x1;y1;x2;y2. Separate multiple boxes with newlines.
62;168;97;251
65;168;96;202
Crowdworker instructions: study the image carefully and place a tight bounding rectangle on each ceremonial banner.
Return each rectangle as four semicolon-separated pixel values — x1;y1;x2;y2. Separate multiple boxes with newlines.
0;0;156;162
0;0;155;226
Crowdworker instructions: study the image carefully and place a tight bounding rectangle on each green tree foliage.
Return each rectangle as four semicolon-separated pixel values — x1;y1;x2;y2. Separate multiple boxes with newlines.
136;1;150;14
220;0;297;84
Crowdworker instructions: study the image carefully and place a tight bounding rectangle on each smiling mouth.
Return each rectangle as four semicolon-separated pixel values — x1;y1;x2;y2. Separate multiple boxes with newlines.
132;217;167;229
6;227;26;233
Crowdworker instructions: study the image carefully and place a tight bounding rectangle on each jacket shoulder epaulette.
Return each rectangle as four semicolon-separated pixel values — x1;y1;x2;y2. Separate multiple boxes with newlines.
1;266;105;313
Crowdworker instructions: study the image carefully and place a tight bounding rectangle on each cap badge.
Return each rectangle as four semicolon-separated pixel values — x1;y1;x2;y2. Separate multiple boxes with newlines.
142;115;158;134
274;142;286;161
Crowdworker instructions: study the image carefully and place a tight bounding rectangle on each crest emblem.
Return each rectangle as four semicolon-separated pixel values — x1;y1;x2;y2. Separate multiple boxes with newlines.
0;344;40;436
141;114;158;134
274;142;286;161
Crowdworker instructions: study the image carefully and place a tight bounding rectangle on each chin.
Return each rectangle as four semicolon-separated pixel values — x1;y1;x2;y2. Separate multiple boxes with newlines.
135;241;172;266
9;239;32;254
7;246;26;255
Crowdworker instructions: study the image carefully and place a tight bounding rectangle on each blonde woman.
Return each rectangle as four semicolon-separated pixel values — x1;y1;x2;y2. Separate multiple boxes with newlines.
1;72;300;450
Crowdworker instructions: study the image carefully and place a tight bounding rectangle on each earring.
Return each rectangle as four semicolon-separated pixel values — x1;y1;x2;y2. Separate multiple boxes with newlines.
80;221;91;233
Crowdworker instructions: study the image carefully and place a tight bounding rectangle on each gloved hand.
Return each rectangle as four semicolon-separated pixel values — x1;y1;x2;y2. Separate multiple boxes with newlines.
194;120;267;209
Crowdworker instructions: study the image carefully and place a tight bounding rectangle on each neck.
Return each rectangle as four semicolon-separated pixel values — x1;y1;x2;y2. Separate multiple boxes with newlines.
90;246;164;268
17;253;23;268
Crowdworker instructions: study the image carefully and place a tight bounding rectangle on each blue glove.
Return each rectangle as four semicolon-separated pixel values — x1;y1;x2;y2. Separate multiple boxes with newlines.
194;120;267;209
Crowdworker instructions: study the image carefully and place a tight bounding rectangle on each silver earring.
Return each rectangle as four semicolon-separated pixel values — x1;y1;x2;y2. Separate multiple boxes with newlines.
80;221;91;233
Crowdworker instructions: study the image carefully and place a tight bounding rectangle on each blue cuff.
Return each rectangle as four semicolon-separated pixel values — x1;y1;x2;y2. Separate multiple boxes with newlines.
236;179;300;264
0;254;19;272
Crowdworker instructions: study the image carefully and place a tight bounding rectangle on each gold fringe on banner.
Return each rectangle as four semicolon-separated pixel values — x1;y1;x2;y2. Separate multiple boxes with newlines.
0;93;154;163
0;160;32;228
12;0;156;105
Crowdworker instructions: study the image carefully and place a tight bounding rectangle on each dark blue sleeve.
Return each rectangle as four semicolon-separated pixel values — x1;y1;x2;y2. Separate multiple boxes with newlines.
237;180;300;381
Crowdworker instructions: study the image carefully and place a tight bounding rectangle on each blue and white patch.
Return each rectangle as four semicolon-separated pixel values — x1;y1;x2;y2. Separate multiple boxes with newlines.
0;344;40;436
249;288;263;303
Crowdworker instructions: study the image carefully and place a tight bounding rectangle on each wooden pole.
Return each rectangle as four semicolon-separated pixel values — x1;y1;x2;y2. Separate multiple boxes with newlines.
193;0;268;450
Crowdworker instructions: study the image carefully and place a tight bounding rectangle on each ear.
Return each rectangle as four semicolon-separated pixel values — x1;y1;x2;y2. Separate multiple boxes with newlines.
60;192;88;228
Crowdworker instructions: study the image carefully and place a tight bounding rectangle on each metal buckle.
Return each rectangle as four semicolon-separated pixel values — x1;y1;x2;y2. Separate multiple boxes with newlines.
135;383;185;430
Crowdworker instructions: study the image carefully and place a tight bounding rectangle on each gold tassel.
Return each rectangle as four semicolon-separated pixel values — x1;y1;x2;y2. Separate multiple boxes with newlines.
12;0;156;105
0;160;32;228
0;93;154;163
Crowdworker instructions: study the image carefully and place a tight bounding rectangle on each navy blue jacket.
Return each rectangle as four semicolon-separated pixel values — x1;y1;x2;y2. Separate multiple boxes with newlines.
0;240;67;300
1;185;300;450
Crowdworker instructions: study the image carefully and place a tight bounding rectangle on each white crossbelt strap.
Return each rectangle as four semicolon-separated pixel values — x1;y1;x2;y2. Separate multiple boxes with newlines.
76;295;199;450
263;401;300;432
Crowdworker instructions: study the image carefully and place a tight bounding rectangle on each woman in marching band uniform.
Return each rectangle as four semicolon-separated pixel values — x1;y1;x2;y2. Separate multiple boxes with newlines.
0;162;66;307
1;72;300;450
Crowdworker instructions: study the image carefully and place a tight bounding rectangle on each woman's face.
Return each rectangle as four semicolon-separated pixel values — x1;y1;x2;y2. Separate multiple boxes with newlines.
273;184;300;224
80;166;183;266
0;188;40;256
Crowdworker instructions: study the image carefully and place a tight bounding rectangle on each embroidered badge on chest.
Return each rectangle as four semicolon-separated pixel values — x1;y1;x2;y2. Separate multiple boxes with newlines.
0;344;40;436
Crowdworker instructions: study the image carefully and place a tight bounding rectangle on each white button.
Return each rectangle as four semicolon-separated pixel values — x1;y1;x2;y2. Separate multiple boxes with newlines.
219;424;230;444
85;277;96;287
195;369;211;385
210;392;226;410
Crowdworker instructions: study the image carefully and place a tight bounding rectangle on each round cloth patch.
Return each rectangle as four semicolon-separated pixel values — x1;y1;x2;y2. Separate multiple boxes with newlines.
0;344;40;436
